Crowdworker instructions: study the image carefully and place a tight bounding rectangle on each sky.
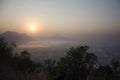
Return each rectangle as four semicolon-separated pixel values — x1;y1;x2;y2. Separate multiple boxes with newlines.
0;0;120;36
0;0;120;63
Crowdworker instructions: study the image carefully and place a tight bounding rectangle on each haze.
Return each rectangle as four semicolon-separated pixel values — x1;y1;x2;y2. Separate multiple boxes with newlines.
0;0;120;36
0;0;120;64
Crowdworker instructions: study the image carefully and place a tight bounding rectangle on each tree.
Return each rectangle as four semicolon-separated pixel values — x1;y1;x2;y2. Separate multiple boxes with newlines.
0;37;16;63
111;58;120;80
93;65;113;80
55;46;97;80
13;50;36;73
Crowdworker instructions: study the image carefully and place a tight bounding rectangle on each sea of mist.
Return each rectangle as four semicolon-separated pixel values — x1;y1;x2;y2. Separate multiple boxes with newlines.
17;37;120;64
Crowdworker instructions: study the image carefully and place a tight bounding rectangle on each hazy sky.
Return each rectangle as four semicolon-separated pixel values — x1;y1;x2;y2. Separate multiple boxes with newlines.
0;0;120;36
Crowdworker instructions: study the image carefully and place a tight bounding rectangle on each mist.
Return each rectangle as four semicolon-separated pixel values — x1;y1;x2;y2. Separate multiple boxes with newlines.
14;29;119;64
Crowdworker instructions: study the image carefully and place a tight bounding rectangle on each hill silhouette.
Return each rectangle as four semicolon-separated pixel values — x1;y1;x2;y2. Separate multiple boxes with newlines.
0;31;32;43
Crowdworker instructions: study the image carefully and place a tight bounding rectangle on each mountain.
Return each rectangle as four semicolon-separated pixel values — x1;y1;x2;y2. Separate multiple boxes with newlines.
0;31;32;44
51;34;69;40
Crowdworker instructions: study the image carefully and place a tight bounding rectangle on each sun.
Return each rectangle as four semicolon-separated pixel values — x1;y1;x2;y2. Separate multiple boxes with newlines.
25;23;40;35
30;25;36;32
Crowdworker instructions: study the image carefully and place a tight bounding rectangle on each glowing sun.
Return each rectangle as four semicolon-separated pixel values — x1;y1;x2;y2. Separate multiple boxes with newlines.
26;24;40;35
30;25;36;32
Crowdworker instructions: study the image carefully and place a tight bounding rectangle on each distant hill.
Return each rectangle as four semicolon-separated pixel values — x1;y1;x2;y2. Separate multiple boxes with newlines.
51;34;69;40
0;31;32;44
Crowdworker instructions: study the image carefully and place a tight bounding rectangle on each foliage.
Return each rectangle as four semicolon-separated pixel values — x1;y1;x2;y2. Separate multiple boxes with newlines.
0;37;120;80
0;37;15;63
55;46;97;80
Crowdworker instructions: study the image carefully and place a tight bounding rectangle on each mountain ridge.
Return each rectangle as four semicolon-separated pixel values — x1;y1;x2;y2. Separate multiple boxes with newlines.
0;31;32;44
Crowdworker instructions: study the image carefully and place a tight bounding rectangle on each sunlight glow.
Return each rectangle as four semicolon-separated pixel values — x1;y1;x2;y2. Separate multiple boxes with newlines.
30;25;36;32
25;22;42;36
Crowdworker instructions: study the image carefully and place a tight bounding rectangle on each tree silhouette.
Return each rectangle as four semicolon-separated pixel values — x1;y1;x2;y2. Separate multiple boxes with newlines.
111;58;120;80
0;37;16;64
13;50;36;73
55;46;97;80
1;37;120;80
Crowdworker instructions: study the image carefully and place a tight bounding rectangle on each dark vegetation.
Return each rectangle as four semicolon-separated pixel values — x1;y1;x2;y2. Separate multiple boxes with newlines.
0;37;120;80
